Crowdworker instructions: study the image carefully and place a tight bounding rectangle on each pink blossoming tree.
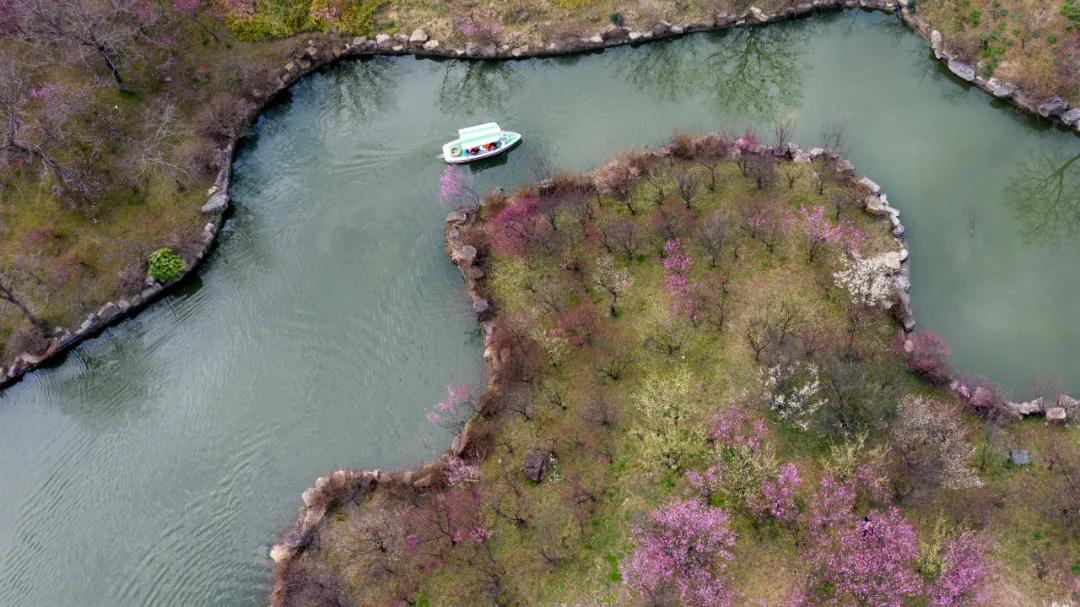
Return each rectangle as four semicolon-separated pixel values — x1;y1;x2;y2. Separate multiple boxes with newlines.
799;204;864;262
804;507;924;607
621;498;738;607
662;239;697;320
488;196;544;256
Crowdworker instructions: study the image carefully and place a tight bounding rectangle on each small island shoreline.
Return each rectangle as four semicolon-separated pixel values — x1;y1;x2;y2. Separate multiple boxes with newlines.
266;138;917;605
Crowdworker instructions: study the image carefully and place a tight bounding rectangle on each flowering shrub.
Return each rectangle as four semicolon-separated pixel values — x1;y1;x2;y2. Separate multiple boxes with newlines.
952;373;1007;420
898;330;951;383
761;357;826;431
924;530;989;607
456;8;502;42
753;462;801;524
147;247;186;282
621;498;737;607
443;456;480;486
832;252;897;308
425;383;472;429
891;395;981;490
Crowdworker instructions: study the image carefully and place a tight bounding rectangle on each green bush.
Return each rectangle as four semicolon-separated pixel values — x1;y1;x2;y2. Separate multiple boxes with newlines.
147;248;187;283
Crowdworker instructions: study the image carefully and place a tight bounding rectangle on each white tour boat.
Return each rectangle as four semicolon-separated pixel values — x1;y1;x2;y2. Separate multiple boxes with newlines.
442;122;522;164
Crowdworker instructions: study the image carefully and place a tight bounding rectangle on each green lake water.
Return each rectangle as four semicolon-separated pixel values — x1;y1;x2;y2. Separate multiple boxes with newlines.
1;10;1078;607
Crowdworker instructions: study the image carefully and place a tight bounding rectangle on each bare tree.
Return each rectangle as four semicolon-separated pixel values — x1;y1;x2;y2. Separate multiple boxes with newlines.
599;218;640;262
0;61;97;204
694;134;731;192
10;0;160;90
697;210;729;268
581;387;619;427
773;115;797;153
674;170;702;209
692;272;731;331
0;271;49;333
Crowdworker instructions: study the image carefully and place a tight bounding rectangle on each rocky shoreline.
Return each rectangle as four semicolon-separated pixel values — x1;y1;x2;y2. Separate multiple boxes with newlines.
2;1;1074;393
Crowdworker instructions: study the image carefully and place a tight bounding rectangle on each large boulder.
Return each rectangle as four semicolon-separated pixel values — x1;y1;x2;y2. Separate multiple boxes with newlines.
749;6;768;22
523;449;552;482
409;28;428;45
1061;108;1080;126
864;195;889;215
451;245;477;267
1006;397;1044;417
201;191;228;214
601;24;629;41
947;59;976;82
930;30;943;58
1046;407;1068;426
858;176;882;194
985;78;1016;99
1057;394;1080;411
1037;96;1068;118
375;33;393;47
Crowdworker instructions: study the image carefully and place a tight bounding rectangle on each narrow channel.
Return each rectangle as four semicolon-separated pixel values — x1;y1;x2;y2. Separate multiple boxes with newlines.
0;10;1076;607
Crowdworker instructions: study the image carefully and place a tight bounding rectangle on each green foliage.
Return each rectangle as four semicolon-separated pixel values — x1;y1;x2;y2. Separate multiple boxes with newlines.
147;248;187;283
1064;0;1080;29
969;8;981;27
610;12;624;26
225;0;385;40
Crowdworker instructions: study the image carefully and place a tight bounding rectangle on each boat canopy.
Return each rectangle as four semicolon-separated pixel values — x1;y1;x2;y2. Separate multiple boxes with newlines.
455;122;503;148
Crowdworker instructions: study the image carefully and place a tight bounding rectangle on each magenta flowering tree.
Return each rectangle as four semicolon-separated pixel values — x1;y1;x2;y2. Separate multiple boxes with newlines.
438;165;479;208
621;498;738;607
799;204;864;262
662;239;698;320
805;507;924;607
488;196;544;256
899;330;951;384
926;532;989;607
754;462;801;524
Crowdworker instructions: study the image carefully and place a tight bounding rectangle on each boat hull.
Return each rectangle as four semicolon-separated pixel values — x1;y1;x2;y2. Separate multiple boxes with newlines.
443;132;522;164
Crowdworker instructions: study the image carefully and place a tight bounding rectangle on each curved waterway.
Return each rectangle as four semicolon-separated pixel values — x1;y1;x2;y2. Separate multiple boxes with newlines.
1;10;1078;607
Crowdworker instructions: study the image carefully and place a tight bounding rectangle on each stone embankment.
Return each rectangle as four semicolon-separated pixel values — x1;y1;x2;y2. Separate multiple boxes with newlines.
3;1;1075;390
0;146;233;389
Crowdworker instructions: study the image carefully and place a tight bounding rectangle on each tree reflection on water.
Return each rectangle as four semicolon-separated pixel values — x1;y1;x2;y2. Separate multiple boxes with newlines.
437;60;519;116
1005;149;1080;242
615;23;809;120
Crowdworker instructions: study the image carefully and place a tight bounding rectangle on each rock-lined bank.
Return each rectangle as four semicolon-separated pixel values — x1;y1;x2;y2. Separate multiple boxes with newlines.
2;2;1073;391
265;140;921;605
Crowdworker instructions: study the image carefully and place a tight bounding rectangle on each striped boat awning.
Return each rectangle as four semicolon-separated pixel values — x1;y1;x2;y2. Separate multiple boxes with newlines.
456;122;502;147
